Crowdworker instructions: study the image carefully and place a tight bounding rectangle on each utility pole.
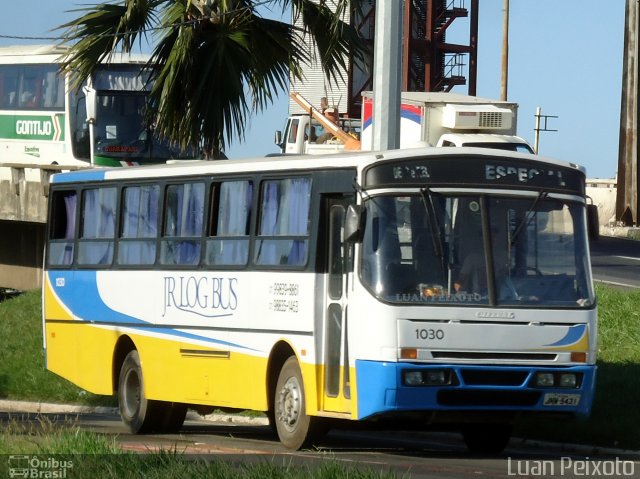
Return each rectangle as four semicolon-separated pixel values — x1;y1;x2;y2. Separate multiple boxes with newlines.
617;0;639;225
372;0;403;151
500;0;509;101
533;107;558;154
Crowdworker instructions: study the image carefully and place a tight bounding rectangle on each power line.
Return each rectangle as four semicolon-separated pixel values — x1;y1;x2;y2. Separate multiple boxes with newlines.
0;34;60;41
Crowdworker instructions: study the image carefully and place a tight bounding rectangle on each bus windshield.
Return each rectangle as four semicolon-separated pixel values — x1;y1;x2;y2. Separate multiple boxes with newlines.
360;192;594;308
93;92;194;163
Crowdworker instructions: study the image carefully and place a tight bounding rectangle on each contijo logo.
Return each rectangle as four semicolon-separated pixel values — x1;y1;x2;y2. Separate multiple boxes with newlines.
8;455;73;478
16;120;52;136
508;457;636;477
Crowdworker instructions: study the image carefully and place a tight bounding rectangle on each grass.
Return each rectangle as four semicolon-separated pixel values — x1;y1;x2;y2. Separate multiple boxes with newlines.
627;228;640;241
514;284;640;450
0;419;398;479
0;290;114;407
0;285;639;451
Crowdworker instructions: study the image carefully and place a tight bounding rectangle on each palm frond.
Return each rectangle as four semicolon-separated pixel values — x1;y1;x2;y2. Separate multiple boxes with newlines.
58;0;160;88
58;0;369;154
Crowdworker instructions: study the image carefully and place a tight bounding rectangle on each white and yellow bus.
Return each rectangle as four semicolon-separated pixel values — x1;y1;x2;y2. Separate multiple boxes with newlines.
42;147;597;452
0;44;193;168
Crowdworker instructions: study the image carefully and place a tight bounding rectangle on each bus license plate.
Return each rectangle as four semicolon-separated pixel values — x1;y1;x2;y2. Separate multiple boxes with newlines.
543;393;581;406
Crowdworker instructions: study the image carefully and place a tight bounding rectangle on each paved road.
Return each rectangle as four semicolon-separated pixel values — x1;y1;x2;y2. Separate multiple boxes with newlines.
2;410;638;479
590;235;640;289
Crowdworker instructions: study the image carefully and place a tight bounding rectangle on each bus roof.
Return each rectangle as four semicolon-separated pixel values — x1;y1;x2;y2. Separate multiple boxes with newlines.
0;44;68;57
50;147;586;185
0;44;149;65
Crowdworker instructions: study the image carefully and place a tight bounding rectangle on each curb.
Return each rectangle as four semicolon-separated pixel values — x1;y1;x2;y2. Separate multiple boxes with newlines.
0;399;269;426
0;399;117;416
509;436;640;458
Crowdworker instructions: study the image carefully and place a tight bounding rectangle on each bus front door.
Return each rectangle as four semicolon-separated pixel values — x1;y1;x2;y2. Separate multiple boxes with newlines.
321;199;352;414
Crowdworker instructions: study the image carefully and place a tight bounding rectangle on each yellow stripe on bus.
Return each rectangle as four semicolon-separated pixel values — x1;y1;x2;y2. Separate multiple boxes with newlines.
45;320;355;417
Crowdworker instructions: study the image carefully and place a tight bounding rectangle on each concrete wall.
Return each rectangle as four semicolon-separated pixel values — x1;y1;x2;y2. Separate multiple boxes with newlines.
586;179;617;227
0;165;58;290
0;220;45;291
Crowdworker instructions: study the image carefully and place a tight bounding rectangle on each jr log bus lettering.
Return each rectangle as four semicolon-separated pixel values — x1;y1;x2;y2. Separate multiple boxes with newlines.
42;147;598;453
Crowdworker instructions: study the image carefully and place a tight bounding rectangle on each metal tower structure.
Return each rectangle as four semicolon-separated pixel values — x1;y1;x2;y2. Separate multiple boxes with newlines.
617;0;639;225
347;0;478;117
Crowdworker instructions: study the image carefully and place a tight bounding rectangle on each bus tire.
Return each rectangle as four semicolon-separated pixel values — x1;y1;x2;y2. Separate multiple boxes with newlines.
157;402;187;433
274;356;324;450
462;423;512;454
117;350;162;434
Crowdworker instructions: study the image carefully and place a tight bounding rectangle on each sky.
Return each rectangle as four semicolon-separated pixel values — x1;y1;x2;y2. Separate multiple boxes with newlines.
0;0;626;179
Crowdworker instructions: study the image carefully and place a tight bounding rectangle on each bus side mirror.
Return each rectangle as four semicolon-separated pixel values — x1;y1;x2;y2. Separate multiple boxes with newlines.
274;130;283;149
587;203;599;241
344;204;364;243
83;86;97;123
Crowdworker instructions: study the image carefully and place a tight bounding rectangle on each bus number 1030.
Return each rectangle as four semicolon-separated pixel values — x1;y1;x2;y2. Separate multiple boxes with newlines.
415;329;445;340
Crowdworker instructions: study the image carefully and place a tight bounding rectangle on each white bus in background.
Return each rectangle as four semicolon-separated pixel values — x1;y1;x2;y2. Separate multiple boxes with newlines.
0;44;194;168
43;147;597;453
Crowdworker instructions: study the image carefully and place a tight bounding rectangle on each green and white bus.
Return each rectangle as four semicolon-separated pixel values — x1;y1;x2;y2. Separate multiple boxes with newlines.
0;44;194;168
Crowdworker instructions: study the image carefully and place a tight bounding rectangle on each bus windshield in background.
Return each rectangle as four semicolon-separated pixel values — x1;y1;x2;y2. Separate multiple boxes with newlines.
463;142;534;154
360;192;594;308
93;92;195;164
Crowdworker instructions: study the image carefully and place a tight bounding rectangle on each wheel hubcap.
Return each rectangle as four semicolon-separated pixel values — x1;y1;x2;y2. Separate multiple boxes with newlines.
277;376;301;432
122;369;141;418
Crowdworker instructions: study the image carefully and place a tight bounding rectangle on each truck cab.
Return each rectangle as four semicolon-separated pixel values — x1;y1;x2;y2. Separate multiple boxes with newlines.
275;114;361;155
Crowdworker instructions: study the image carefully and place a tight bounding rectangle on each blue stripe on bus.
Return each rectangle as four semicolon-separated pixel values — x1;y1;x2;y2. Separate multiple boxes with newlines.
47;270;258;352
544;324;586;347
51;169;107;184
355;360;596;420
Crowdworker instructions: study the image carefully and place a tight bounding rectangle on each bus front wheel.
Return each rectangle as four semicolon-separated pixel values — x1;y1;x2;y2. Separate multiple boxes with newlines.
274;356;325;449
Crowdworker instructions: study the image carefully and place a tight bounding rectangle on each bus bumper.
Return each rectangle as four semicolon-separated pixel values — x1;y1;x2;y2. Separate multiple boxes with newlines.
355;360;596;421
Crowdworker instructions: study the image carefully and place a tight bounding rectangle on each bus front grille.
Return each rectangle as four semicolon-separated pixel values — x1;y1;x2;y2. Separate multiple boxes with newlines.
438;390;541;407
460;369;529;386
432;351;558;362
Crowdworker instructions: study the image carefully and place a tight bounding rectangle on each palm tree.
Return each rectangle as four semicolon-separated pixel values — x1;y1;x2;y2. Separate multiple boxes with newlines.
59;0;366;157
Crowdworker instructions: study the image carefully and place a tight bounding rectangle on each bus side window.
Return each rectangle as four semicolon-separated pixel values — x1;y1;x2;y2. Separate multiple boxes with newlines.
48;190;77;266
255;178;311;267
118;184;160;265
206;180;253;266
77;187;117;265
160;182;205;266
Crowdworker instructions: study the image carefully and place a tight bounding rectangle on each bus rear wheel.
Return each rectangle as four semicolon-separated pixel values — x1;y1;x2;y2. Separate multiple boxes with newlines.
274;356;325;449
118;350;187;434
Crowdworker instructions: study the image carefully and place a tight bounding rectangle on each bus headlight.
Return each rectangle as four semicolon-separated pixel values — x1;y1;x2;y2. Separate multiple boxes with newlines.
403;371;424;386
402;369;453;386
535;373;555;387
558;373;578;388
533;372;581;388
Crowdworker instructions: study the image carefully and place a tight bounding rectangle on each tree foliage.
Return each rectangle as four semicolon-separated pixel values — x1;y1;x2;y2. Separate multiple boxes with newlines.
59;0;366;156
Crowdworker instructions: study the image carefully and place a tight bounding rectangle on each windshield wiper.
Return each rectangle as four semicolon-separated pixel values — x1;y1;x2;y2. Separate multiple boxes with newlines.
510;190;548;247
420;188;445;268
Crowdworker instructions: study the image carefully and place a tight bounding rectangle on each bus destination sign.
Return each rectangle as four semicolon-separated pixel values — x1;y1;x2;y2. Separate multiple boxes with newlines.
363;155;585;195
